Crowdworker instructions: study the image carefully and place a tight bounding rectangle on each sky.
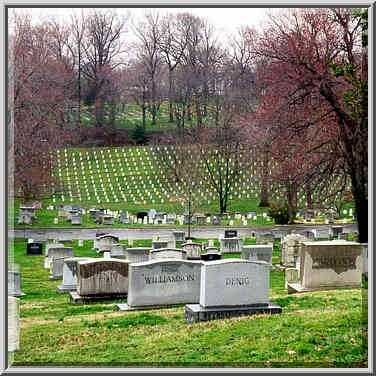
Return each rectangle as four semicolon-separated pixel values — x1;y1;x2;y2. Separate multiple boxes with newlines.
10;6;274;37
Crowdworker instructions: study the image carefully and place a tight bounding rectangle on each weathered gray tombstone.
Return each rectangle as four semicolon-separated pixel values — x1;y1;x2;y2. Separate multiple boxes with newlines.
211;216;221;225
97;234;119;253
148;208;157;221
280;234;308;268
118;212;130;224
49;256;72;280
152;240;169;249
312;228;330;240
117;259;202;310
166;213;175;224
71;259;130;303
330;226;344;240
287;241;362;294
257;233;275;245
45;247;74;270
110;244;126;259
71;215;83;225
149;248;187;261
181;242;202;260
242;244;273;265
219;237;243;254
18;213;32;225
125;247;151;263
339;233;349;241
19;206;36;219
172;231;185;243
185;259;282;323
271;229;290;242
196;216;206;225
103;215;114;225
360;243;368;279
8;296;20;352
8;264;26;297
285;268;300;288
56;257;93;293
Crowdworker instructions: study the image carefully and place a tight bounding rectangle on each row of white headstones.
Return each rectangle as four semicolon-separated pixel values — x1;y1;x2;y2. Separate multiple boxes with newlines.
52;147;262;204
51;146;351;206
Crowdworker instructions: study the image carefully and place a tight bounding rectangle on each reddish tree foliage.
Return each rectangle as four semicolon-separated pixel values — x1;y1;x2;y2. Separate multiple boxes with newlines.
245;8;367;238
10;14;74;202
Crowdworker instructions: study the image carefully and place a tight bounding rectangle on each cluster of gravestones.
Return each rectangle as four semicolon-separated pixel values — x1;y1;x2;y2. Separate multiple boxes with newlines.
40;205;275;227
14;224;367;327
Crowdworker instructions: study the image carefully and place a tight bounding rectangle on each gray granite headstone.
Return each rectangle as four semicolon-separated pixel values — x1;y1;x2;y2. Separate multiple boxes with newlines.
8;297;20;352
241;245;273;265
8;265;26;297
287;241;362;294
56;257;93;293
149;248;187;261
125;247;151;263
45;247;74;269
110;244;126;259
118;259;202;309
172;231;185;243
97;234;119;253
219;237;243;254
185;259;281;323
200;259;270;307
181;242;202;260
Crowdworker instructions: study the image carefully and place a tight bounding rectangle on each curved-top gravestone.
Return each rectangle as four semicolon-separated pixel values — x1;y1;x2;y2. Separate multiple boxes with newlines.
149;248;187;261
125;247;151;263
75;259;130;298
181;242;202;260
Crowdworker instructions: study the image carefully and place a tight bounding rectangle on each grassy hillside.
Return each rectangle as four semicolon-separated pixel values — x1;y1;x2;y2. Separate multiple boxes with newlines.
10;237;367;367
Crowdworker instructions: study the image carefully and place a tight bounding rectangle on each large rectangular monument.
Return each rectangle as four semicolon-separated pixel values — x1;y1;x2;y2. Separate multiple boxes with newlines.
117;259;202;310
185;259;282;323
70;259;130;303
287;241;362;294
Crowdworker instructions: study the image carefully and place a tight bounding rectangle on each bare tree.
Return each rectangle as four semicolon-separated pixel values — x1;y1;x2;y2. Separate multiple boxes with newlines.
133;11;164;126
81;10;129;126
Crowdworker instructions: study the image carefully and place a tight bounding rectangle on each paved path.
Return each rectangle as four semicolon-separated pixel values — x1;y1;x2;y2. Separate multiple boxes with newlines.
11;223;358;241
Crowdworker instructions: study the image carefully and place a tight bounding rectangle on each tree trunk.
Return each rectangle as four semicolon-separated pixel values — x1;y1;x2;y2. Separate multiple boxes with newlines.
168;70;174;123
95;100;104;126
305;182;313;209
287;181;298;224
187;102;192;121
349;163;368;243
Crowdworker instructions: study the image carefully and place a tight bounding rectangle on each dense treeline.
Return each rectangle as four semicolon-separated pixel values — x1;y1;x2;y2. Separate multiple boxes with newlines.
8;8;368;241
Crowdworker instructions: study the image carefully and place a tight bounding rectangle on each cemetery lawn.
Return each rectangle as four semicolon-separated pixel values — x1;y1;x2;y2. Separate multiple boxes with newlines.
10;238;367;368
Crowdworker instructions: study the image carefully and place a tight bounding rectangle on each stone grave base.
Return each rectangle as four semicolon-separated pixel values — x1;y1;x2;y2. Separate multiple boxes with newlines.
8;292;26;297
48;275;62;281
287;282;361;295
116;303;186;311
272;264;292;272
185;302;282;323
69;291;127;304
56;284;76;294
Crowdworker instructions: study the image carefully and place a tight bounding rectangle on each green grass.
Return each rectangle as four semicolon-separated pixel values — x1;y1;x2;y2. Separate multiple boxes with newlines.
10;237;367;368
